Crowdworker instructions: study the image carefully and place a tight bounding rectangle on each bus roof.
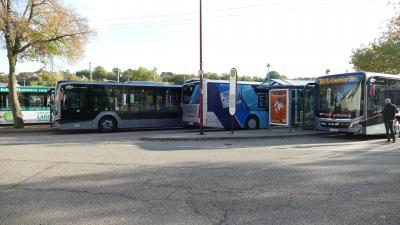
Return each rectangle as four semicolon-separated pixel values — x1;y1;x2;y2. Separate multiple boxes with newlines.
261;79;311;86
57;81;182;88
316;72;400;80
184;78;261;85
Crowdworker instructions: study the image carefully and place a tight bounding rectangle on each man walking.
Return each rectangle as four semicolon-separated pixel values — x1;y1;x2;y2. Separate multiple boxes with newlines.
381;98;398;143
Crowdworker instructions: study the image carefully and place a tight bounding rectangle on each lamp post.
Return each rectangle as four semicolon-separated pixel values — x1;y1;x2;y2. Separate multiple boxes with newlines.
267;63;271;130
267;63;271;86
199;0;204;135
117;68;120;83
153;67;157;81
89;62;92;81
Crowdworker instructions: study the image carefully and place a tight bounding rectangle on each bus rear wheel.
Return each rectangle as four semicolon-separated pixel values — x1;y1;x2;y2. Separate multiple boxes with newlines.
246;116;259;129
98;116;117;133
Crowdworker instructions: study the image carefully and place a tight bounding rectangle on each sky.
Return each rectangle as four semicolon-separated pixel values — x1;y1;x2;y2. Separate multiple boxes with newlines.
0;0;397;78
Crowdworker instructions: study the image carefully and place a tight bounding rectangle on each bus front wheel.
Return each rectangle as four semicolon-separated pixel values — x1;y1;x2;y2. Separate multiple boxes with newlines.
246;116;259;129
98;116;117;133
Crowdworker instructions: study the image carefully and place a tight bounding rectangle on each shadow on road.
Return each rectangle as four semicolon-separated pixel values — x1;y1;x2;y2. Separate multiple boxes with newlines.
1;149;399;225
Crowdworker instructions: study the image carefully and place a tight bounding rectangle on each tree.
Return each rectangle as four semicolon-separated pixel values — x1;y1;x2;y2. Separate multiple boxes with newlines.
36;71;62;86
76;69;90;78
0;0;91;128
106;72;117;81
351;13;400;74
203;72;220;80
122;69;135;82
266;71;287;80
64;73;80;81
0;74;8;83
132;67;155;81
93;66;107;81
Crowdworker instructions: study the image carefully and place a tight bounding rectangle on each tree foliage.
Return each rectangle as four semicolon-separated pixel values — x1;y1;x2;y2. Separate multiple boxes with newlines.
0;0;91;128
351;13;400;74
35;71;62;86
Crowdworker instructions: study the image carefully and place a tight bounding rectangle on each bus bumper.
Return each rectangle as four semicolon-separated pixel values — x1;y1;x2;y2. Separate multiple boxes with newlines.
316;126;365;134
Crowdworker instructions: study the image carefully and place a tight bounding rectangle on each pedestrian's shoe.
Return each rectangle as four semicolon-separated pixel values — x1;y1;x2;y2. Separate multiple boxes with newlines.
393;140;396;143
387;140;391;143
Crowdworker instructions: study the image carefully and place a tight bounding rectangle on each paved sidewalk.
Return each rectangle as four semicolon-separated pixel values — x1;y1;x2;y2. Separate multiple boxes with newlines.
141;128;327;141
0;125;329;141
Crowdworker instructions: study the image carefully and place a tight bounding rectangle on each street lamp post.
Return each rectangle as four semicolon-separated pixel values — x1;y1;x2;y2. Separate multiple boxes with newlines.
267;63;271;86
267;63;271;130
89;62;92;81
153;67;157;81
199;0;204;135
117;68;120;83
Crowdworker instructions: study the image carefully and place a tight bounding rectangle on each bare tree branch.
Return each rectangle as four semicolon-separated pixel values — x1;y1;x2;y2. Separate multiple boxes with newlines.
22;0;32;18
18;30;90;53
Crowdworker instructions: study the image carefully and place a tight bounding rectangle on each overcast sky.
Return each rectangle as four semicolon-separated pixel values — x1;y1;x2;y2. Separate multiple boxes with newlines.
0;0;397;78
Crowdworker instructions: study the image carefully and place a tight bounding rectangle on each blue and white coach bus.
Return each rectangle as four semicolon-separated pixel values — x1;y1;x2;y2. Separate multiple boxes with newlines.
53;81;182;132
182;79;268;129
315;72;400;135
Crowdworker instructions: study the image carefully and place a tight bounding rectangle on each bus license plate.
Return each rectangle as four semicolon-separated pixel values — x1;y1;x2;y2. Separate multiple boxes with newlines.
329;128;339;132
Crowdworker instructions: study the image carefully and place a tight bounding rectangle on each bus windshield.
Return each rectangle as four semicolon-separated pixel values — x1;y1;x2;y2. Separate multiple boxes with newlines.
183;84;199;104
318;75;364;119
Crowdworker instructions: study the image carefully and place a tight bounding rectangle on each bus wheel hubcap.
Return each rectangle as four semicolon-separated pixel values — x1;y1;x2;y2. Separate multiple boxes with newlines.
102;120;113;129
248;119;257;129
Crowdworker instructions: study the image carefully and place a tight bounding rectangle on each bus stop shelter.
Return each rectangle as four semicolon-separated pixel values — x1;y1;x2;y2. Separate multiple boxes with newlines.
257;80;317;130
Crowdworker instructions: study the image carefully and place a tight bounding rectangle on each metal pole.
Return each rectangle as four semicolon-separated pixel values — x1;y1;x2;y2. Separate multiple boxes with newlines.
89;62;92;81
267;63;271;130
289;89;292;133
267;63;271;86
199;0;204;135
231;115;234;134
117;68;120;83
153;67;157;81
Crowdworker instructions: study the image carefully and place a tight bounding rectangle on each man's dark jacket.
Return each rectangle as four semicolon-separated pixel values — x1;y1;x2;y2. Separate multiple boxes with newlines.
382;103;398;122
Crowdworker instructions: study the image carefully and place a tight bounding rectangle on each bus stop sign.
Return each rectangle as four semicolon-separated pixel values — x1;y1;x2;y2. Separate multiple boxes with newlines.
229;68;237;116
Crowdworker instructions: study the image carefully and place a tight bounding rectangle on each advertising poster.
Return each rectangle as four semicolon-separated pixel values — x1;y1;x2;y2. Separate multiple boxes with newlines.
269;89;289;126
0;110;51;124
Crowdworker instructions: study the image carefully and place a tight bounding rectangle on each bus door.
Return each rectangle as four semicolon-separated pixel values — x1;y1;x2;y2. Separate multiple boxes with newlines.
47;88;55;124
302;83;317;130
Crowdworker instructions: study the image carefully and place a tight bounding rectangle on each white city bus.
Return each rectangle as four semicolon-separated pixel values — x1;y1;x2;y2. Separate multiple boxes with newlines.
53;81;182;132
0;86;54;125
315;72;400;135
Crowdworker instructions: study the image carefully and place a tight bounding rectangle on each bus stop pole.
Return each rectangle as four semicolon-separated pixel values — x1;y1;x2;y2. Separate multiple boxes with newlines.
199;0;204;135
231;115;234;134
288;89;293;133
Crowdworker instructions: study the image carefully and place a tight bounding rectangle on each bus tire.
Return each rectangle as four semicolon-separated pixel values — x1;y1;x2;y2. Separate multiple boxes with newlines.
98;116;117;133
246;116;259;130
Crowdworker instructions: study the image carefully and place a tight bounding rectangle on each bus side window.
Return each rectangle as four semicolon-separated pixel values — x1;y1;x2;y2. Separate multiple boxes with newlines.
258;94;267;109
367;77;387;117
0;93;8;108
388;78;400;107
128;88;140;112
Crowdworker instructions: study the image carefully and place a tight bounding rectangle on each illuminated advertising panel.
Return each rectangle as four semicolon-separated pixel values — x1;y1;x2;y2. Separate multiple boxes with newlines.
269;89;289;126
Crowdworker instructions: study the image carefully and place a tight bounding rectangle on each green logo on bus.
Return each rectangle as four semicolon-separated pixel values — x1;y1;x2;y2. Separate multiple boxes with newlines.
3;111;13;123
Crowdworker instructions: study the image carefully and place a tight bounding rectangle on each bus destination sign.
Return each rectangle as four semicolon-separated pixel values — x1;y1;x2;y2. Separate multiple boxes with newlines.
319;75;359;85
0;87;50;93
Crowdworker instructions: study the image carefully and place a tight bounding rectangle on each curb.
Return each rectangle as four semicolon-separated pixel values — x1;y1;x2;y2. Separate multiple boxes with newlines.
141;131;328;141
0;127;54;134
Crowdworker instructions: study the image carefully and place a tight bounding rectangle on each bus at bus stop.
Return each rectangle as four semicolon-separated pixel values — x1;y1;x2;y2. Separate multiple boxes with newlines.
0;85;54;125
315;72;400;135
52;81;182;132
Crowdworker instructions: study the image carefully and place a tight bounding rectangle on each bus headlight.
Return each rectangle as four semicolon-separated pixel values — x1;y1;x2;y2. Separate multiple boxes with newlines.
350;123;363;128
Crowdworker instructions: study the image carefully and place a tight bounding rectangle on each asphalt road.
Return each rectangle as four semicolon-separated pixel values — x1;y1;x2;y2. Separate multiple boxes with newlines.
0;130;399;225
